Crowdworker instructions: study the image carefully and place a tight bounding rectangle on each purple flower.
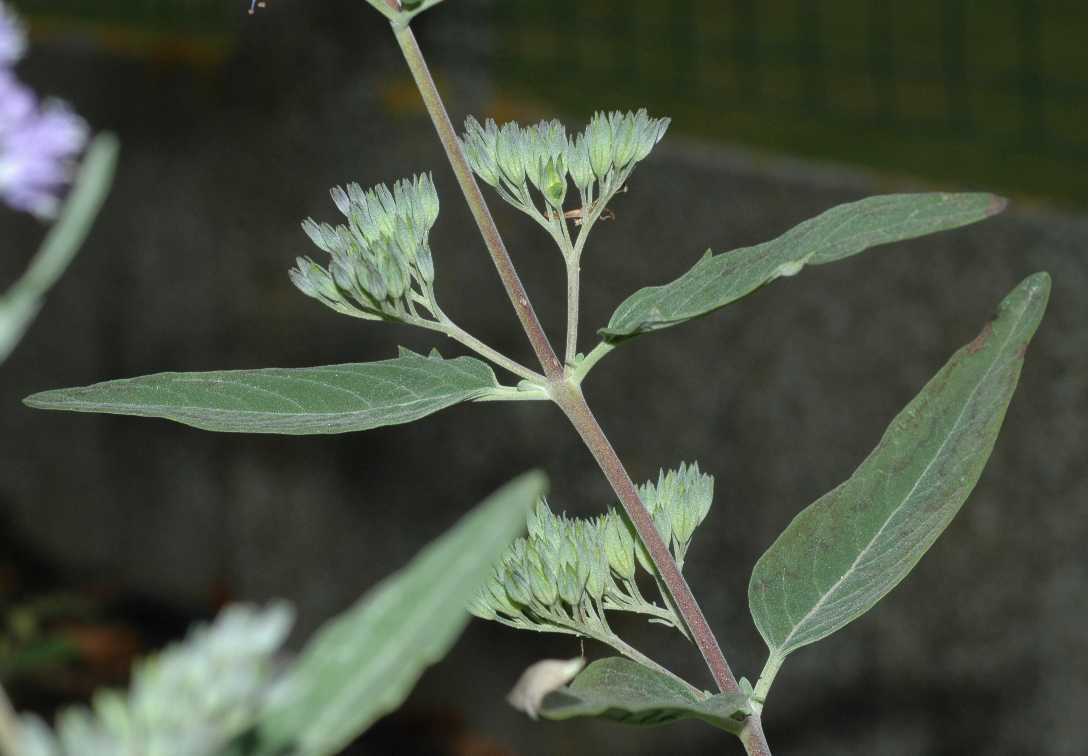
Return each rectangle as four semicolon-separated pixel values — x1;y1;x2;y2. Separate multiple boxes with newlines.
0;72;87;219
0;3;88;219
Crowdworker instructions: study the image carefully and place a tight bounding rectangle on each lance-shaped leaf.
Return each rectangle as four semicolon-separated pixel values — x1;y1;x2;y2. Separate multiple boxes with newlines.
540;658;751;733
254;470;547;756
748;273;1050;668
24;349;499;434
601;193;1005;340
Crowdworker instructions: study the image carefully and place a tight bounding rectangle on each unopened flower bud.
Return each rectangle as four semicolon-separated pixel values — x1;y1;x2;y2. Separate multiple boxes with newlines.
415;241;435;284
496;122;526;186
469;594;497;621
462;117;502;187
603;511;636;579
541;156;567;210
557;564;584;606
559;535;578;568
634;115;670;162
487;574;520;616
377;247;408;300
585;112;613;179
330;186;351;216
527;498;551;541
355;258;387;302
566;135;593;192
288;260;317;298
529;560;558;607
504;567;533;606
301;219;333;253
611;111;640;169
417;174;439;230
394;217;419;264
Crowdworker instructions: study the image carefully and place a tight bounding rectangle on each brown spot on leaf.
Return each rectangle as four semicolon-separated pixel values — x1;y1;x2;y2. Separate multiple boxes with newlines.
966;322;993;354
1017;343;1029;359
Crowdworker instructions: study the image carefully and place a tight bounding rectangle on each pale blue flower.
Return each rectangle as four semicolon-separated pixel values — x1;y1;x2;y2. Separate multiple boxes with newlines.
0;3;88;219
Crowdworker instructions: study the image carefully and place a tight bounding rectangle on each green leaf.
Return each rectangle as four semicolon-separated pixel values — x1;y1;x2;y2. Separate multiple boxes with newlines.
748;273;1050;666
254;470;547;756
24;350;500;434
600;193;1006;340
0;133;118;365
539;658;751;733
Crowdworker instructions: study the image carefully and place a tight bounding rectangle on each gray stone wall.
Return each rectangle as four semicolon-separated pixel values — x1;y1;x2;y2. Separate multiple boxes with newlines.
1;4;1085;754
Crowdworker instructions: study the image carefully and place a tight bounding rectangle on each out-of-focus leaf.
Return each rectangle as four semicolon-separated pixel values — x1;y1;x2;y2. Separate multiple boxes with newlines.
24;350;499;434
601;193;1006;340
539;657;751;733
253;471;547;756
0;133;118;364
749;273;1050;666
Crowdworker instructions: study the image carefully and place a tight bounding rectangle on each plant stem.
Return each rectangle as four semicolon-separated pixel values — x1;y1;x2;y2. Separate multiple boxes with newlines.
740;715;772;756
391;22;564;381
602;633;701;695
543;608;699;696
564;256;580;366
386;12;773;754
0;684;22;756
415;307;545;384
443;323;543;382
550;381;740;695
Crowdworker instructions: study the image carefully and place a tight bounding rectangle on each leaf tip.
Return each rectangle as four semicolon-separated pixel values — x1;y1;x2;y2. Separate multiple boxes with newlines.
516;469;550;498
985;194;1009;217
1021;270;1051;301
22;391;52;410
1000;271;1051;325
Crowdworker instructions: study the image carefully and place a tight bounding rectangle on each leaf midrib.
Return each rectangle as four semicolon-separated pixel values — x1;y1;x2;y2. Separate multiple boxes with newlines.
773;303;1023;653
610;195;988;334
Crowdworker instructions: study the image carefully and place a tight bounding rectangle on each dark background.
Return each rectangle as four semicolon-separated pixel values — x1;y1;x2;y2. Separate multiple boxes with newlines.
1;1;1085;754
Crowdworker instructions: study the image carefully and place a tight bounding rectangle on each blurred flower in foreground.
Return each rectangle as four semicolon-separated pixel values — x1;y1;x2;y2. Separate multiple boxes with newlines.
0;2;87;219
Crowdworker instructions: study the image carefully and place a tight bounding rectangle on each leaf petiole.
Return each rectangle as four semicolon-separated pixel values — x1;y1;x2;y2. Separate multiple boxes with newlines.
751;652;783;713
568;340;616;384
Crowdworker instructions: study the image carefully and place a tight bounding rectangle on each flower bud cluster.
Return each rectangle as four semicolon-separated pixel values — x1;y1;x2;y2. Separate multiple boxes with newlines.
636;461;714;569
461;109;669;223
290;174;440;321
470;498;618;625
471;463;713;639
18;603;294;756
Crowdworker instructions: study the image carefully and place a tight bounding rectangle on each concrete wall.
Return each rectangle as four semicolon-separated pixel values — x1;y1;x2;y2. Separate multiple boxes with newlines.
1;3;1084;753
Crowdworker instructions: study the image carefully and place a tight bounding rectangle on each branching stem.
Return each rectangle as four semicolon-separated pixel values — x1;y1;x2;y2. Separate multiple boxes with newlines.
413;305;545;384
564;256;581;366
740;715;772;756
601;634;697;694
548;381;740;695
440;322;543;383
385;8;772;754
391;21;564;381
